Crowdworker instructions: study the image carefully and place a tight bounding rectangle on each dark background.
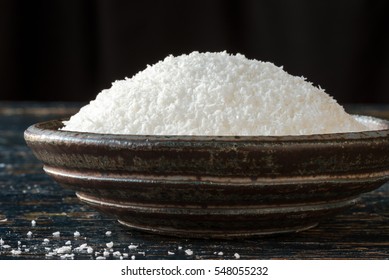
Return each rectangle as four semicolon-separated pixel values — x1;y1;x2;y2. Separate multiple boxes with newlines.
1;0;388;103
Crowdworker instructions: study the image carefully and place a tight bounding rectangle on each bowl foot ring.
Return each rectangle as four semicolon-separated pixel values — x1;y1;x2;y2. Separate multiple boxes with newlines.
118;219;319;238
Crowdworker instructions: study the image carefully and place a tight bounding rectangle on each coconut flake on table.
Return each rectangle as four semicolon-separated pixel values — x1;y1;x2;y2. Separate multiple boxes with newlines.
185;249;193;256
128;244;138;250
62;51;370;136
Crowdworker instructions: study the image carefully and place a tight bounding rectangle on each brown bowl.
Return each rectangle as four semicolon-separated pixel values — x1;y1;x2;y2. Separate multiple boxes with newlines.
24;116;389;238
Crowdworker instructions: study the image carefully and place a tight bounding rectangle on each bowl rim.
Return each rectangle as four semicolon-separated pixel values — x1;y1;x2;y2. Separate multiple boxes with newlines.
24;115;389;143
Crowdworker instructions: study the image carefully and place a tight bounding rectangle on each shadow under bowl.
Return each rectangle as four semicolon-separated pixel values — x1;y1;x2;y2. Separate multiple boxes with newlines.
24;116;389;238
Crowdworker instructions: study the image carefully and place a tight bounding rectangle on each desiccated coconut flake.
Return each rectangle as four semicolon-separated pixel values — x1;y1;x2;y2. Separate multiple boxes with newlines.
31;220;36;227
234;253;240;259
96;256;106;260
128;244;138;250
62;51;370;136
0;238;4;246
60;253;74;259
56;246;72;254
11;249;22;255
52;231;60;237
65;240;71;245
105;231;112;236
168;251;175;255
185;249;193;256
73;231;80;237
113;251;121;257
27;231;32;237
106;241;113;248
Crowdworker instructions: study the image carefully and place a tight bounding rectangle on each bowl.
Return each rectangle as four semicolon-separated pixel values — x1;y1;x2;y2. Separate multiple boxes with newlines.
24;115;389;238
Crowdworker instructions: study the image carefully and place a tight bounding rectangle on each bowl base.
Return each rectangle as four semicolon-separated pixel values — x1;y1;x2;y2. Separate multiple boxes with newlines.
118;219;319;239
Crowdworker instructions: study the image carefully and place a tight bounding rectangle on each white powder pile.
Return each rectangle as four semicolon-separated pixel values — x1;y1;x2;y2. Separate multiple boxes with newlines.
62;51;368;136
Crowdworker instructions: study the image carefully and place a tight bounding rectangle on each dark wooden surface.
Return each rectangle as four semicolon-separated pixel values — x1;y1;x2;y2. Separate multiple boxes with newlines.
0;102;389;260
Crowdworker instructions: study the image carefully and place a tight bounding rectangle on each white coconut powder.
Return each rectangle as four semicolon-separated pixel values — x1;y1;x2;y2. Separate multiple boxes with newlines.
62;51;368;136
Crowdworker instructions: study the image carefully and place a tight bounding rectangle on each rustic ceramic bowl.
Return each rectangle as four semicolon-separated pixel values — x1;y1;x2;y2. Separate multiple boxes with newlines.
24;115;389;238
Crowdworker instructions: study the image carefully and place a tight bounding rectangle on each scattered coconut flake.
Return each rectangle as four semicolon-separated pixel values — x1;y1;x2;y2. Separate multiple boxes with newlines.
52;231;60;237
234;253;240;259
56;246;72;254
113;251;121;257
42;238;50;244
123;253;129;258
27;231;32;237
11;249;22;255
2;245;11;249
105;231;112;236
218;251;224;256
138;252;145;256
106;241;113;248
103;251;110;257
17;241;21;246
185;249;193;256
128;244;138;250
24;248;30;253
60;253;74;259
74;231;80;237
31;220;36;227
65;240;71;245
178;246;183;250
96;256;106;260
131;255;136;260
87;247;94;254
80;243;88;249
168;251;175;255
0;238;4;246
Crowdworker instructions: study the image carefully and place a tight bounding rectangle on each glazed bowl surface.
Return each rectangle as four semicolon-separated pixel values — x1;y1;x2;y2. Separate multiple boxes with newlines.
24;116;389;238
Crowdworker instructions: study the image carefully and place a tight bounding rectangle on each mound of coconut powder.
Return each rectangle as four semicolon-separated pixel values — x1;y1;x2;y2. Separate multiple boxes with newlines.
62;51;368;136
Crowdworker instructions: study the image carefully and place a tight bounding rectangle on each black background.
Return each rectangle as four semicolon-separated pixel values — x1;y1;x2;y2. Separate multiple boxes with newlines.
1;0;388;103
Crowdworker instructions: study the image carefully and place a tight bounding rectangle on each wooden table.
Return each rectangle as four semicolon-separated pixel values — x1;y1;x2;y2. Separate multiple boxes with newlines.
0;102;389;260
